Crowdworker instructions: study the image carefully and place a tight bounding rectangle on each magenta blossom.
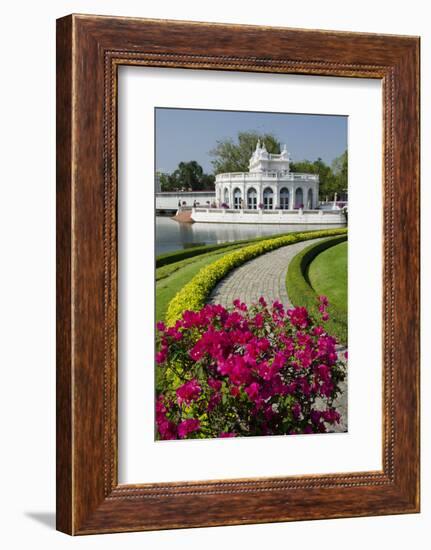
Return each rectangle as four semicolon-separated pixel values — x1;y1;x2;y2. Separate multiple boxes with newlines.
178;418;200;438
176;379;201;405
287;306;309;329
245;382;260;401
319;295;329;307
155;347;168;364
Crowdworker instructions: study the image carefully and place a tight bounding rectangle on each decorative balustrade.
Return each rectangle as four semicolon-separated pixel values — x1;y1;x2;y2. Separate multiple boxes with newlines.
215;172;318;182
190;207;347;225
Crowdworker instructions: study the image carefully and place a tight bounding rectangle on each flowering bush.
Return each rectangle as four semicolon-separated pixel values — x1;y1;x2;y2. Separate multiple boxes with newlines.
156;296;347;440
165;228;347;326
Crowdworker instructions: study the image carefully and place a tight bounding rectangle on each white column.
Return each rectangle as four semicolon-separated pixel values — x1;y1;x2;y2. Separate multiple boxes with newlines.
290;185;295;210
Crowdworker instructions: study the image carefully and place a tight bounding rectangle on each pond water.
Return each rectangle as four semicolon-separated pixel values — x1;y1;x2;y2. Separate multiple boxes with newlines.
156;216;346;256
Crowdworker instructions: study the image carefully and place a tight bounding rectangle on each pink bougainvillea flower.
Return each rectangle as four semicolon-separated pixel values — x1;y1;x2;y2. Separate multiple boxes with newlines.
287;306;309;329
320;381;334;398
165;326;183;341
322;408;341;424
280;334;295;355
253;313;264;328
296;376;311;397
319;295;329;307
245;381;260;401
176;379;202;405
189;328;232;362
230;386;240;397
229;355;252;386
272;351;287;370
224;311;245;329
258;296;267;307
256;361;272;381
296;331;311;347
219;432;237;438
155;347;168;364
272;300;284;313
257;337;270;353
233;299;248;312
310;409;322;425
157;418;177;440
217;358;231;377
313;325;325;336
292;401;302;420
208;377;222;391
156;321;166;332
178;418;201;438
155;396;167;417
315;363;331;382
295;348;313;369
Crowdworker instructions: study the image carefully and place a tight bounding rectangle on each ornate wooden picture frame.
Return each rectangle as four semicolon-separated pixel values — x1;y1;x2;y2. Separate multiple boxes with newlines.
56;14;420;535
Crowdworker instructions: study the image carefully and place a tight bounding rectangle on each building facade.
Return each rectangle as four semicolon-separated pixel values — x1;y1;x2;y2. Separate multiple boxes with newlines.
215;141;319;210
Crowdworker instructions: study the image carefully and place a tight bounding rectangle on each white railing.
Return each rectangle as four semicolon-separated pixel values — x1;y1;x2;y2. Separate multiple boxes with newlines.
190;208;346;226
215;172;318;182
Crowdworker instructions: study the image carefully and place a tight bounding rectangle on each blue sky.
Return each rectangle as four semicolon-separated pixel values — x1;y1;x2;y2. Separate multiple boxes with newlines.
155;108;347;174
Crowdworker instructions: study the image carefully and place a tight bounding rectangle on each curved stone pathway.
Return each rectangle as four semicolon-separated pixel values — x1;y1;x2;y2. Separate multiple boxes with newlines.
209;237;325;308
209;236;348;433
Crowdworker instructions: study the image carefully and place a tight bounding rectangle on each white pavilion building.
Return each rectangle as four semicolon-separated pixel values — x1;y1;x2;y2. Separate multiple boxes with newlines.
190;141;345;224
215;140;319;210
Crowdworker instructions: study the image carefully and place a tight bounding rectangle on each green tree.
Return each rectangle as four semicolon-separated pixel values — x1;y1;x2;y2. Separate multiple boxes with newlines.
290;157;336;200
159;172;176;191
174;161;203;189
331;150;348;196
210;131;280;174
160;161;215;191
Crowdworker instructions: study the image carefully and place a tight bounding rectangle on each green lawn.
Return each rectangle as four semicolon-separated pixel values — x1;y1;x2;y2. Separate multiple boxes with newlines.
307;241;347;314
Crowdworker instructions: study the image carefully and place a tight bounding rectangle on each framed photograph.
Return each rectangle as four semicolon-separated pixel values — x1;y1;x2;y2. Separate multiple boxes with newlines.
56;14;420;534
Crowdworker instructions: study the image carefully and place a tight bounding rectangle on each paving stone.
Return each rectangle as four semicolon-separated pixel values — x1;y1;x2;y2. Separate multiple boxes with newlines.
209;238;325;308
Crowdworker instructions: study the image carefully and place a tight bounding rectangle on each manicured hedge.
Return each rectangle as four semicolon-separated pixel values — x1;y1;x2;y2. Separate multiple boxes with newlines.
156;228;346;268
285;236;348;344
166;228;347;326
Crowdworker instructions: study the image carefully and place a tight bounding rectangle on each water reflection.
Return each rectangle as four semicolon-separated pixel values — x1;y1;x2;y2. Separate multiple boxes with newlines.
156;216;346;256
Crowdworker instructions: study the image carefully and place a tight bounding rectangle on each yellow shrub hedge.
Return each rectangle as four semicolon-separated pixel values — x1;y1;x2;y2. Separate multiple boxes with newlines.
165;228;347;326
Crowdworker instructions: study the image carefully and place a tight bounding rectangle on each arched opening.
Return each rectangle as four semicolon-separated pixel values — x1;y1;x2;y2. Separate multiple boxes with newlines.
247;187;257;209
295;187;303;209
233;188;242;209
263;187;274;210
280;187;290;210
307;189;313;209
223;187;229;206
